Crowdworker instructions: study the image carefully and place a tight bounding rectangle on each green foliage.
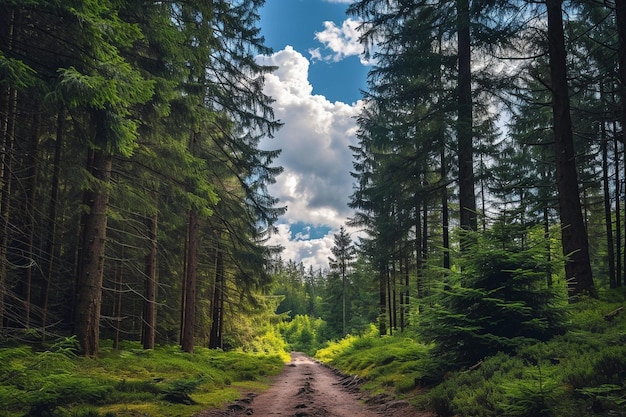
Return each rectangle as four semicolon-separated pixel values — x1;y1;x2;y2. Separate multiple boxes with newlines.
316;328;433;396
0;340;285;417
499;361;564;417
0;51;37;88
162;377;204;404
419;227;567;368
315;293;626;417
278;314;327;354
240;325;291;361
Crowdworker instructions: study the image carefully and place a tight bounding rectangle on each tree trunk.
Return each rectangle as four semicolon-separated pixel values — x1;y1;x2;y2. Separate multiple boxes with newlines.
378;262;386;336
341;267;346;337
545;0;596;297
616;0;626;287
209;246;224;349
42;110;64;341
388;260;394;334
142;205;158;350
441;146;450;270
181;208;199;353
602;119;616;288
24;104;41;327
113;257;123;350
456;0;477;233
0;87;17;330
614;127;622;286
74;146;113;356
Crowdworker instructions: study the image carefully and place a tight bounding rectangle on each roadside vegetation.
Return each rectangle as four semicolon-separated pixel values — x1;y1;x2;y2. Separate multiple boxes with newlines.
0;338;286;417
2;291;623;417
317;293;626;417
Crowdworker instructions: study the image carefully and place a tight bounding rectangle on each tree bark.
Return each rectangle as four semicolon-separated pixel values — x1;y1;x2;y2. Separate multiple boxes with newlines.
181;208;199;353
74;146;113;356
378;262;386;336
209;246;224;349
545;0;596;297
42;110;64;340
142;204;158;350
614;126;622;286
615;0;626;287
456;0;477;233
24;103;41;327
601;118;616;288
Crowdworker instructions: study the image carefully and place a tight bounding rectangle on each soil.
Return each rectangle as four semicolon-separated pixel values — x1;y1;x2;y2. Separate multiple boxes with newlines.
194;352;435;417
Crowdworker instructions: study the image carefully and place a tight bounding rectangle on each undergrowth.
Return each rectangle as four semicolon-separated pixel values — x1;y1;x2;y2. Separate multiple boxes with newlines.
315;292;626;417
0;339;285;417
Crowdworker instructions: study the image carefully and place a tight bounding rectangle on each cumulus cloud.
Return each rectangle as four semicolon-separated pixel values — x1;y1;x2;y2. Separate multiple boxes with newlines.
267;224;336;272
257;46;363;271
309;19;367;64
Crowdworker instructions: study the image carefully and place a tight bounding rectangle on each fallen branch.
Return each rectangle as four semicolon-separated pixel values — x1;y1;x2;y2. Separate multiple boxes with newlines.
604;306;624;321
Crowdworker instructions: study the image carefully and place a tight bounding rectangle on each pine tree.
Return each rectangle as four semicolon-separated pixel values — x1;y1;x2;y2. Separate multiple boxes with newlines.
418;226;567;369
545;0;596;298
328;226;355;337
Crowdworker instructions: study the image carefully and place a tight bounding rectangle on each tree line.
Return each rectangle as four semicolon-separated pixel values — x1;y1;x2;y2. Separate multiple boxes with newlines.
0;0;284;356
2;0;626;363
345;0;626;339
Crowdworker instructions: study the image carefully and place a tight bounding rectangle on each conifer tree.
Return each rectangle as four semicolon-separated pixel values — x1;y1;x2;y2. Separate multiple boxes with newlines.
545;0;596;297
328;226;355;337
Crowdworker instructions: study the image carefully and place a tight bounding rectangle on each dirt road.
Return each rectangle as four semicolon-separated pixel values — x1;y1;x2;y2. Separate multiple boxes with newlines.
196;352;430;417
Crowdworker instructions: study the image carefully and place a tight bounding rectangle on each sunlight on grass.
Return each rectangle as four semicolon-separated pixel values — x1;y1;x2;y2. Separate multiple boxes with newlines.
0;340;285;417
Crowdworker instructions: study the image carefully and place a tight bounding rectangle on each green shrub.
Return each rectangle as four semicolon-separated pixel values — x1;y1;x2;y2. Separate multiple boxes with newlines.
499;362;564;417
418;227;567;369
277;314;328;354
162;377;204;404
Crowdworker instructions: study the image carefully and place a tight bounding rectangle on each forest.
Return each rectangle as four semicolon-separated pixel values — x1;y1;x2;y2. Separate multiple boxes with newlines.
1;0;626;416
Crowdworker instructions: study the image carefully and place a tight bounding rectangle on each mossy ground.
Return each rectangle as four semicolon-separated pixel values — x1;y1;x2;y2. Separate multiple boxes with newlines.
0;340;286;417
315;292;626;417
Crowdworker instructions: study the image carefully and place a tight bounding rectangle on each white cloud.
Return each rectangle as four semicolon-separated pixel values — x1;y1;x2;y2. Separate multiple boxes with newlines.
257;46;363;271
322;0;355;3
310;19;368;64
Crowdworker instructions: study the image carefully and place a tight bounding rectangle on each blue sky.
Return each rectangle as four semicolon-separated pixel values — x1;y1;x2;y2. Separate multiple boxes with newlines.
260;0;367;103
257;0;368;270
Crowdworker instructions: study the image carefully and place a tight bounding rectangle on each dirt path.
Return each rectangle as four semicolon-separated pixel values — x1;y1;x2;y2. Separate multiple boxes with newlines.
195;352;432;417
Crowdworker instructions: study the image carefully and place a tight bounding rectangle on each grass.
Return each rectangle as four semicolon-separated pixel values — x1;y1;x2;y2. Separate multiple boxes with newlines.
316;325;433;396
315;291;626;417
0;339;286;417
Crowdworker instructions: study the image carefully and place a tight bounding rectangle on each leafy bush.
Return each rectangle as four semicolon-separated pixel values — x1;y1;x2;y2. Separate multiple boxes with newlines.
278;314;327;354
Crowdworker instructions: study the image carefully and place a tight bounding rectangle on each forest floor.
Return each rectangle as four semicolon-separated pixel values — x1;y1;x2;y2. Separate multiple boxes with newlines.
194;352;434;417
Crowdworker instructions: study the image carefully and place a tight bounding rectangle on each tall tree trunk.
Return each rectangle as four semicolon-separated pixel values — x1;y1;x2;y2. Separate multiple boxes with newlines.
545;0;596;297
74;144;113;356
209;246;224;349
616;0;626;287
181;208;199;353
0;4;17;332
543;206;553;287
113;257;123;350
341;265;346;337
614;128;622;286
602;119;617;288
42;110;64;341
441;146;450;270
388;259;394;334
415;195;423;303
378;261;386;336
24;104;41;327
0;87;17;330
456;0;477;233
142;204;158;350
